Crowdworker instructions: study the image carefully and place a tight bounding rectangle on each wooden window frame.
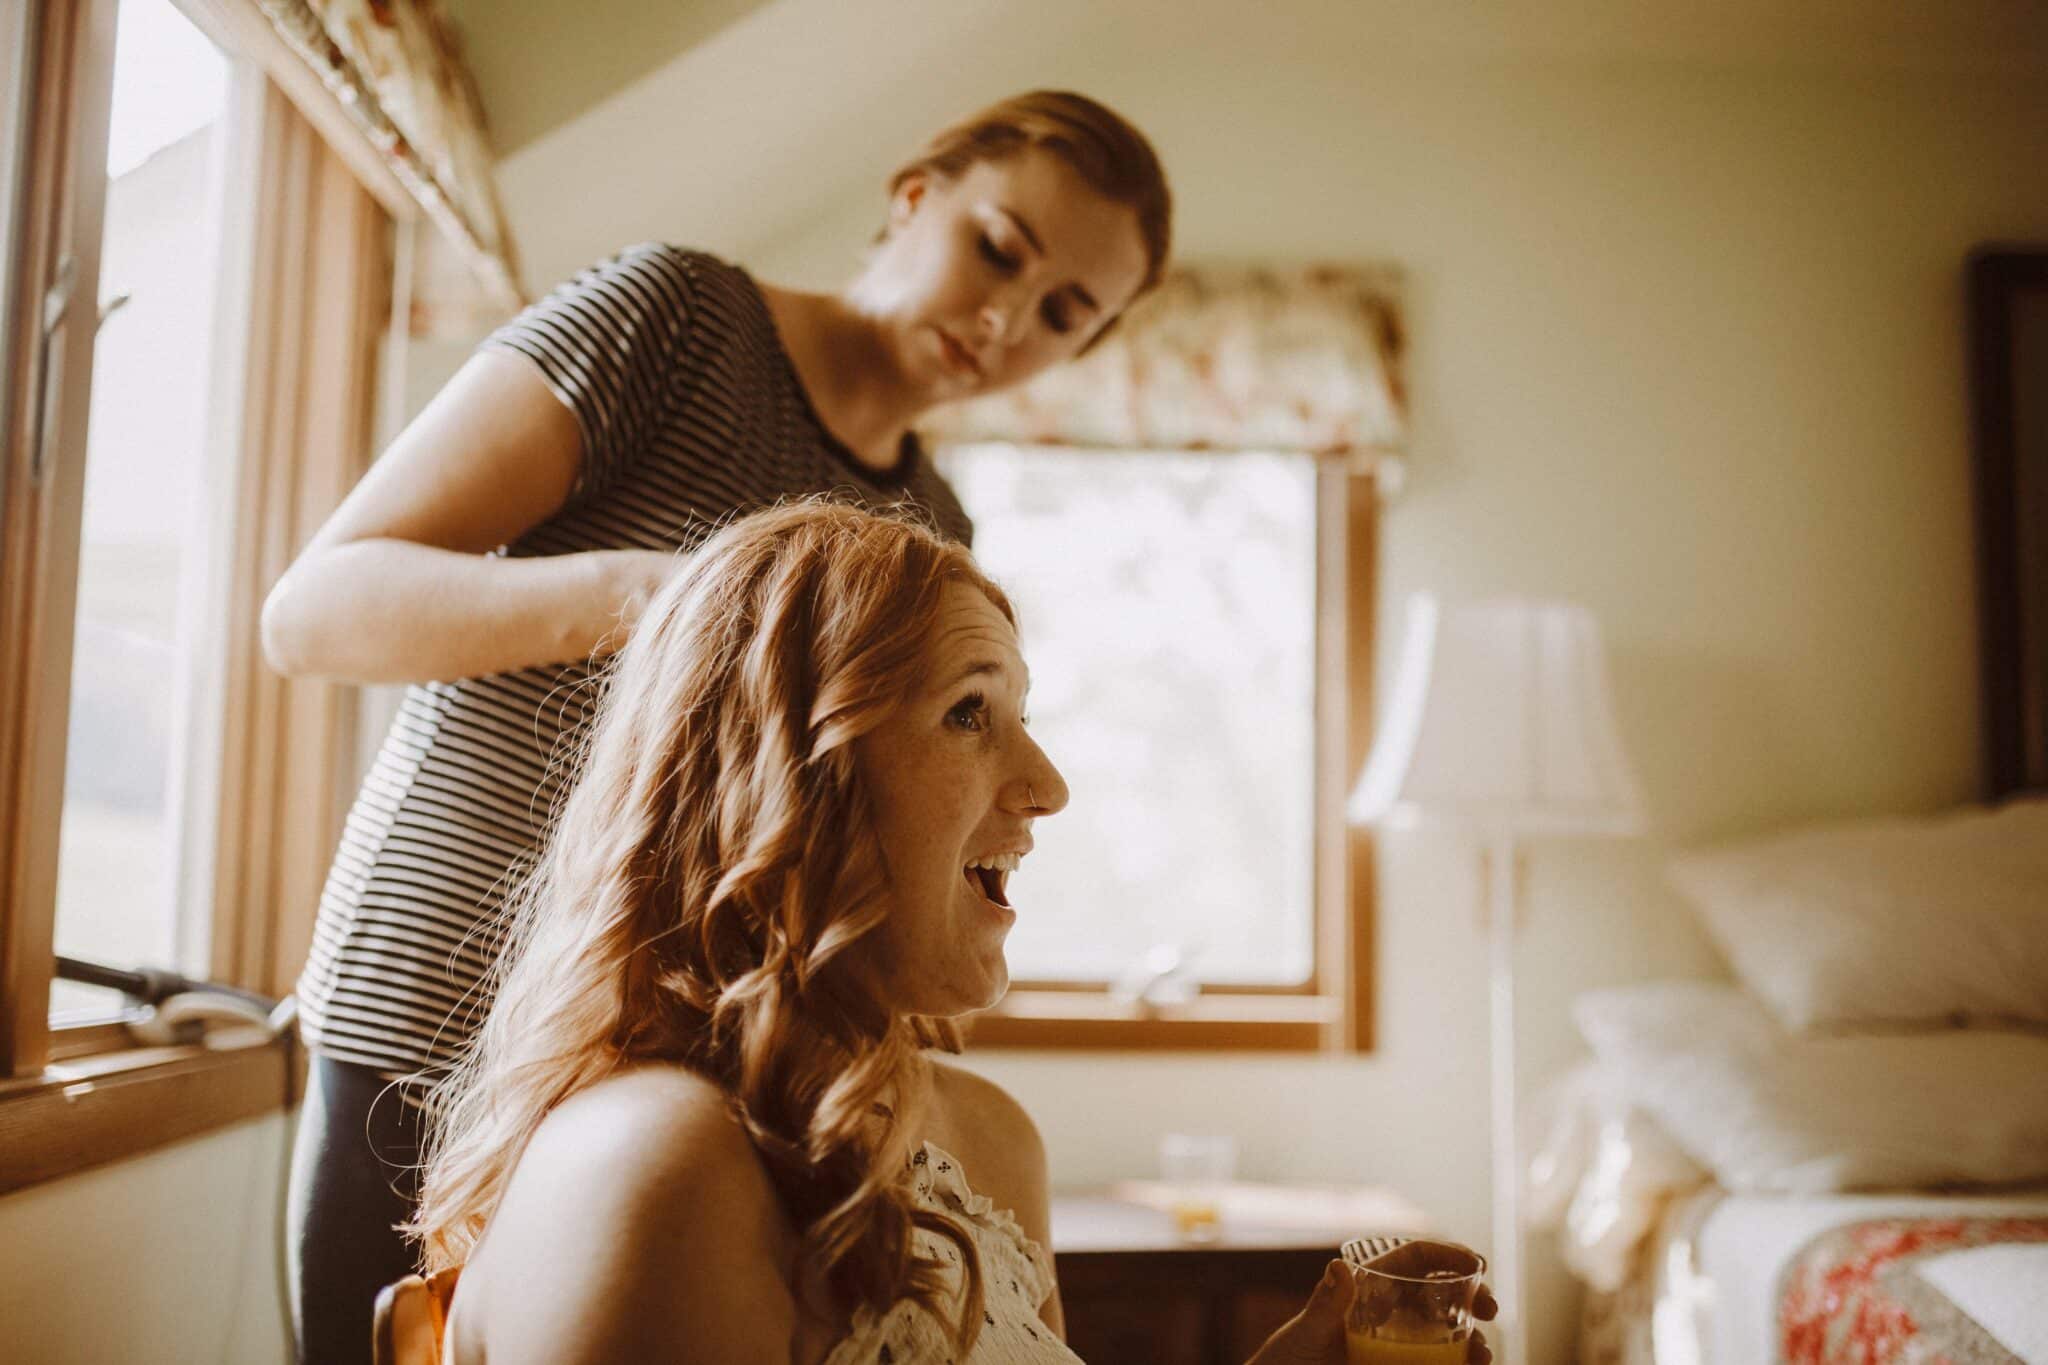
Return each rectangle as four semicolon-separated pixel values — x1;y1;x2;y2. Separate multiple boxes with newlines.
0;0;389;1192
1;0;122;1087
963;457;1383;1054
0;1040;293;1195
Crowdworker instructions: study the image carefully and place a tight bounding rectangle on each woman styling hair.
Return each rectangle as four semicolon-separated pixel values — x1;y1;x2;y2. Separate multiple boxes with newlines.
405;500;1495;1364
264;91;1171;1365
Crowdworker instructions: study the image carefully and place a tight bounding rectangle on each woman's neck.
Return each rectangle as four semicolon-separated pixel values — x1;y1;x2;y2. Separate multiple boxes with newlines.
757;285;927;474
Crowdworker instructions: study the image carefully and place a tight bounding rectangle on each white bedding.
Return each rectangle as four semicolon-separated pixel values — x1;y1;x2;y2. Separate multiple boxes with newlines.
1916;1242;2048;1362
1549;967;2048;1363
1636;1187;2048;1365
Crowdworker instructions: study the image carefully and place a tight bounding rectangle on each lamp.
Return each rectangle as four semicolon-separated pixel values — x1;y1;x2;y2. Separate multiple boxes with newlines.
1349;594;1645;1365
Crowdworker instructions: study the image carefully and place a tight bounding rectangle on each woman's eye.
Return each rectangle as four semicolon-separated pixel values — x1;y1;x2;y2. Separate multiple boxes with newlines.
947;694;990;732
1041;298;1073;334
978;235;1018;273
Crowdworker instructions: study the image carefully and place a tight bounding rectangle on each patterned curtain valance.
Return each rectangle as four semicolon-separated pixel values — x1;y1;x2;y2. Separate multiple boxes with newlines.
254;0;522;312
919;263;1406;455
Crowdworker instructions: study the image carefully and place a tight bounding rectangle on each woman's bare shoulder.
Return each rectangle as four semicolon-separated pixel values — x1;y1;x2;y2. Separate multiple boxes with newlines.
506;1065;776;1237
459;1066;800;1363
544;1063;736;1142
929;1058;1041;1144
926;1059;1049;1217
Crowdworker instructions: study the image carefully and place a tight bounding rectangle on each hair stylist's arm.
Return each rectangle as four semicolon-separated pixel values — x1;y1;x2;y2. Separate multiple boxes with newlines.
455;1073;799;1364
260;351;677;683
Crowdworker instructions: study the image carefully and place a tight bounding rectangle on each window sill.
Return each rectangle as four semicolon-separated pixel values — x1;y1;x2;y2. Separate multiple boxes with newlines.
964;991;1342;1051
0;1034;294;1195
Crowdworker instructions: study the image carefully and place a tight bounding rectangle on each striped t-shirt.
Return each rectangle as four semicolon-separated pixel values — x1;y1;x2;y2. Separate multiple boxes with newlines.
294;244;973;1080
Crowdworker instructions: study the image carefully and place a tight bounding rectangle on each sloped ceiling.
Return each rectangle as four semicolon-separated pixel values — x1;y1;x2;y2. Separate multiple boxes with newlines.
443;0;779;156
463;0;2048;298
486;0;1127;291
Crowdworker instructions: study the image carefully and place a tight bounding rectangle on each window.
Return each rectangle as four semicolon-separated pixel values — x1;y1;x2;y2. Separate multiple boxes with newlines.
937;441;1382;1051
2;0;394;1188
49;0;236;1020
940;443;1318;985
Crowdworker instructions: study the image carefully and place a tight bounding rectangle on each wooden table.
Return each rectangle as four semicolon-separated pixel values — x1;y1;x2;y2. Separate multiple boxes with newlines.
1050;1183;1430;1365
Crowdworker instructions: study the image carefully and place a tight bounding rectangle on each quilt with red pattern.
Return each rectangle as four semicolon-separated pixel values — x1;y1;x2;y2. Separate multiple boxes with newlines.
1778;1216;2048;1363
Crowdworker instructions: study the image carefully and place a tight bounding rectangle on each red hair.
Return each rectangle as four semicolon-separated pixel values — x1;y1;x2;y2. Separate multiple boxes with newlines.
412;499;1013;1348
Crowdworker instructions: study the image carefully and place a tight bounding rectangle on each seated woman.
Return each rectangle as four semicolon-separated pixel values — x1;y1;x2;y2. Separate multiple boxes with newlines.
406;499;1490;1364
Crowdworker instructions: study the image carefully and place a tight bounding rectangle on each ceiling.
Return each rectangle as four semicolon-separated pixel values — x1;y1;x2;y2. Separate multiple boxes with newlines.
442;0;779;156
444;0;2048;296
447;0;2048;160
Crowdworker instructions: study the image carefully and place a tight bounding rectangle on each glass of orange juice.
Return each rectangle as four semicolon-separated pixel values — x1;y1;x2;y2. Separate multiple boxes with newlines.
1158;1133;1236;1242
1340;1238;1486;1365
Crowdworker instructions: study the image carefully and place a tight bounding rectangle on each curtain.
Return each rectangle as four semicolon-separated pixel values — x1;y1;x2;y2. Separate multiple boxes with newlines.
919;263;1407;456
249;0;519;312
210;82;389;995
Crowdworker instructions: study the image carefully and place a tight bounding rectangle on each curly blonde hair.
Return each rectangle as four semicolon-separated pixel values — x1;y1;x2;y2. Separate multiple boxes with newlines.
409;499;1012;1348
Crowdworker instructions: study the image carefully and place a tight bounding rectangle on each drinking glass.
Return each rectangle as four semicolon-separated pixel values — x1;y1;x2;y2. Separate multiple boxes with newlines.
1157;1133;1236;1242
1340;1238;1486;1365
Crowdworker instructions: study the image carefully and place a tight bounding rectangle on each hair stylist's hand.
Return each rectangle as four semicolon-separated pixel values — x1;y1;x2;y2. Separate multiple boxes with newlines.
600;548;686;654
1243;1257;1497;1365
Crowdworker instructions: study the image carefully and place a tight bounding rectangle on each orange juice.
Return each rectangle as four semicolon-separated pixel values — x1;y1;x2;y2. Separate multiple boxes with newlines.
1345;1329;1467;1365
1168;1197;1221;1241
1342;1238;1484;1365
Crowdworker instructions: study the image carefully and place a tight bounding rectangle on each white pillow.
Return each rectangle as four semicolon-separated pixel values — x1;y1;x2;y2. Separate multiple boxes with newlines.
1666;797;2048;1030
1574;980;2048;1194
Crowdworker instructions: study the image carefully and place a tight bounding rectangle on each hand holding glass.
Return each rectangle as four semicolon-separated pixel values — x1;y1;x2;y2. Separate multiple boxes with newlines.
1341;1240;1490;1365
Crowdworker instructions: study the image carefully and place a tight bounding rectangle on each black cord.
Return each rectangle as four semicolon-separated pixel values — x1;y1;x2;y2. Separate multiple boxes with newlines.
54;953;277;1012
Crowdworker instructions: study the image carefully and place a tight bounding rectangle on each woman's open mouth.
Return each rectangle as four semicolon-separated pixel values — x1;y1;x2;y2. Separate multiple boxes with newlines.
963;853;1018;910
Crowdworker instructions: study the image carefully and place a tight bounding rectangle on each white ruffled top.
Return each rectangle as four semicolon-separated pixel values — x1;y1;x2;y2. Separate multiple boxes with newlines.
820;1142;1083;1365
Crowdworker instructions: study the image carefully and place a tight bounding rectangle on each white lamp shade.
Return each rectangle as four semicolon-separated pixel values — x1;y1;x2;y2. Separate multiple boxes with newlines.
1348;594;1646;836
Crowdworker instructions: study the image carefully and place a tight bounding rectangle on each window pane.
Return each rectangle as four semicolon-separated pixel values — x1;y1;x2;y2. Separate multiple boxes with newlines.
934;443;1318;987
51;0;230;1018
0;3;32;395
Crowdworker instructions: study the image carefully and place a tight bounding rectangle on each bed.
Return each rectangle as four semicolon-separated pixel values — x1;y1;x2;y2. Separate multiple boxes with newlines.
1554;247;2048;1365
1581;1185;2048;1365
1544;955;2048;1365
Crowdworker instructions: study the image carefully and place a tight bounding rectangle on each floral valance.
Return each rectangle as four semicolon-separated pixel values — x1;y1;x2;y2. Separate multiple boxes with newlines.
254;0;522;312
919;263;1407;455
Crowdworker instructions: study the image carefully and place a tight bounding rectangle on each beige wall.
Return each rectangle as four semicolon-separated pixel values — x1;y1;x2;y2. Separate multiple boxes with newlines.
0;1114;291;1364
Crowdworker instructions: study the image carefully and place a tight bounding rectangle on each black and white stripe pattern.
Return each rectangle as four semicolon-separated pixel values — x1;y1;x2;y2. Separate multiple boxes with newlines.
1342;1235;1417;1265
295;245;973;1082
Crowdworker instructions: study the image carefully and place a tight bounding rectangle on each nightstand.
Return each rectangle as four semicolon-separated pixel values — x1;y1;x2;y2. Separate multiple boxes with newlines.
1050;1182;1430;1365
